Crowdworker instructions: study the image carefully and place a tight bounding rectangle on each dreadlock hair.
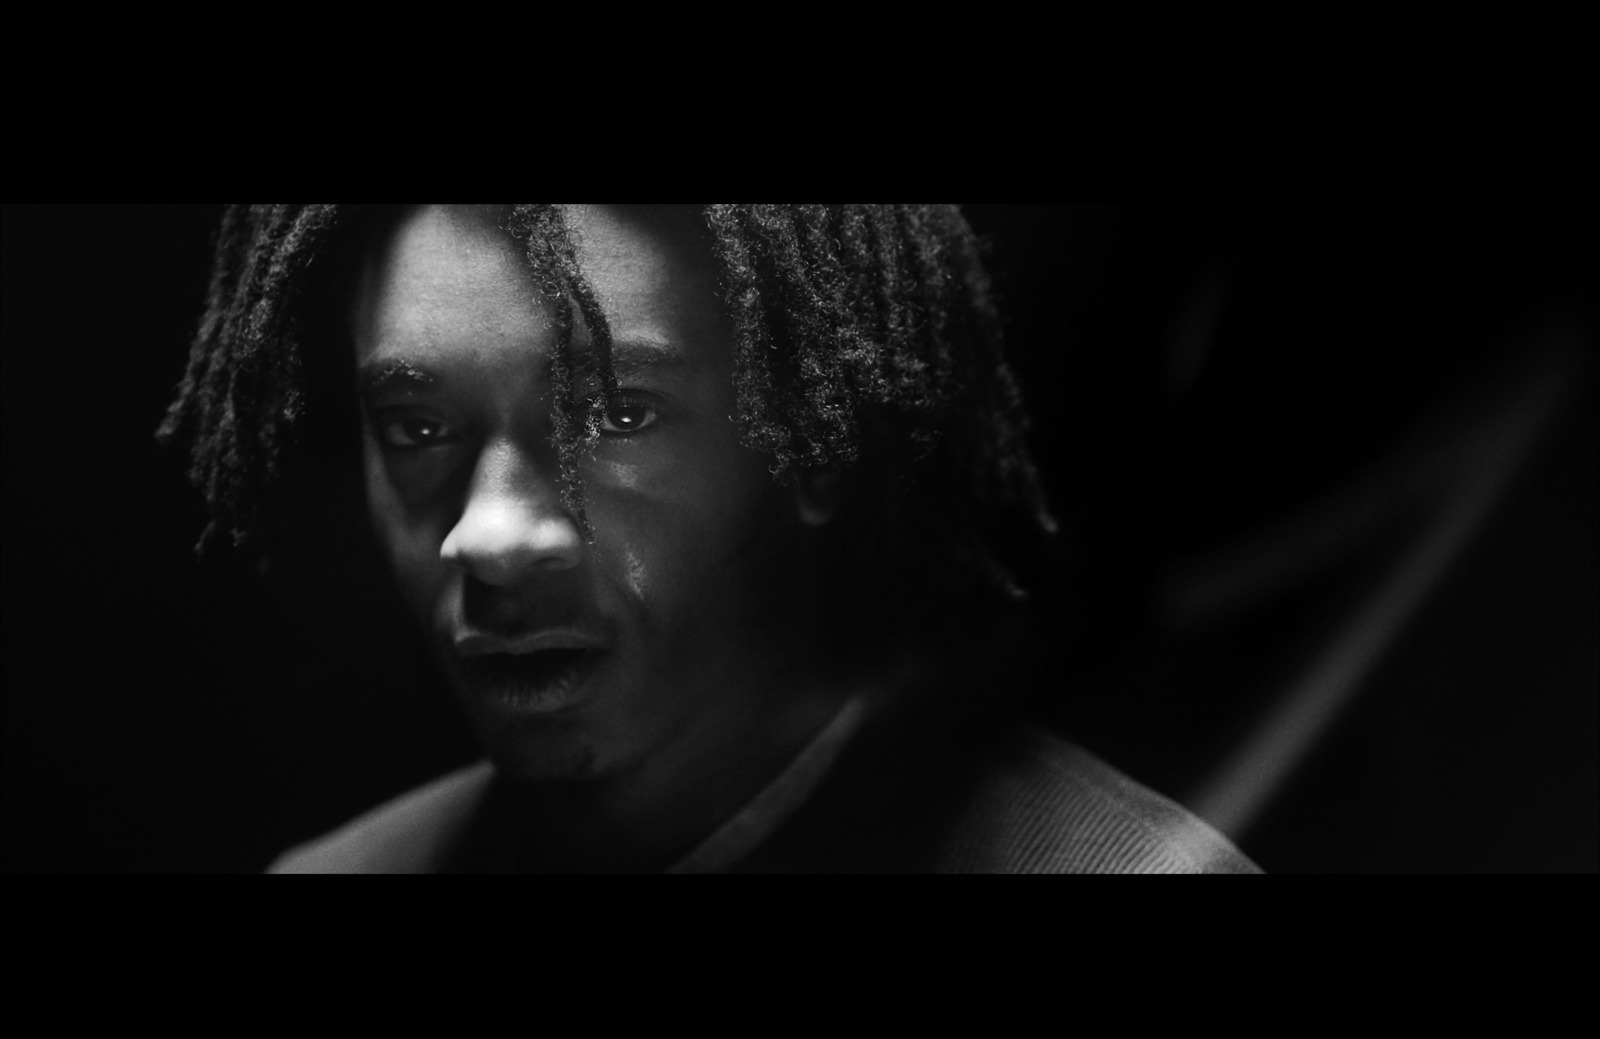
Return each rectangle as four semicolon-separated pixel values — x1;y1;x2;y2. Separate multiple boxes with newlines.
158;204;1060;607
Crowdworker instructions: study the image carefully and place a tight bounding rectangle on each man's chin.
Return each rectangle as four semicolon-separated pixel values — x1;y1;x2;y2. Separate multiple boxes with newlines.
471;719;606;784
438;648;617;782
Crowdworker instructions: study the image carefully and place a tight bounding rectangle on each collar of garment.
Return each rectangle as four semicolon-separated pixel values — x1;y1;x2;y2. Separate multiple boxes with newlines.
665;694;869;874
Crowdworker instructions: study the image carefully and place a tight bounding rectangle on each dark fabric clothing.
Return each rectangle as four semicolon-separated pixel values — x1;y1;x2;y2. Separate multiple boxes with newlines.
742;722;1258;874
268;706;1260;873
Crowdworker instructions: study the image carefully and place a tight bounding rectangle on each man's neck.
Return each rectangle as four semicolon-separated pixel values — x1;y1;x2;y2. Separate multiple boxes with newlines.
500;669;865;873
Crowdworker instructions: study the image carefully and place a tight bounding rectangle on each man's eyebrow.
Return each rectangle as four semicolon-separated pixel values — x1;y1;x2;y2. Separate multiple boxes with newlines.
355;358;443;400
354;337;693;399
579;336;695;378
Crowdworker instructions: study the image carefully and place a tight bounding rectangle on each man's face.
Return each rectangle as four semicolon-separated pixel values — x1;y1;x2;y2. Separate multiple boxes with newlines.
351;205;825;786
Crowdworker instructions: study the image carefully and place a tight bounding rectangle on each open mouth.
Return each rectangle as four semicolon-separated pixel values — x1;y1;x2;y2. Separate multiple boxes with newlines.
457;649;600;710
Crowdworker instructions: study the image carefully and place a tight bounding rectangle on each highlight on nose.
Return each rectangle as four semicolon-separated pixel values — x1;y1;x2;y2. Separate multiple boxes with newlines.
440;491;583;584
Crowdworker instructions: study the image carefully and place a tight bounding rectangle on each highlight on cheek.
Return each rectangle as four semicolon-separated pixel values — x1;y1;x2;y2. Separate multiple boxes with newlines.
587;457;645;492
624;546;649;602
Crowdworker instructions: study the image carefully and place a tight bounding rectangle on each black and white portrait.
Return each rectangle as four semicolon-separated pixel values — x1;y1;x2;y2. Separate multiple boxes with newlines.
2;205;1593;873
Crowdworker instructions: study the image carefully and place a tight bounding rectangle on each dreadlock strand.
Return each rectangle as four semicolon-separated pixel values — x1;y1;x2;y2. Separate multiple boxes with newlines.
511;205;591;529
704;205;791;469
750;205;856;468
943;217;1058;538
539;205;620;440
898;205;955;404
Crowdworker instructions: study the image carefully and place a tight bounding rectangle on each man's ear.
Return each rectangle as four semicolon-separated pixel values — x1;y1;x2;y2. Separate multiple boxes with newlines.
793;468;843;527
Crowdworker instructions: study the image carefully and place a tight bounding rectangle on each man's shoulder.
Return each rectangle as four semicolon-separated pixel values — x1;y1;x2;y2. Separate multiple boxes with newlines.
266;761;496;874
936;724;1262;874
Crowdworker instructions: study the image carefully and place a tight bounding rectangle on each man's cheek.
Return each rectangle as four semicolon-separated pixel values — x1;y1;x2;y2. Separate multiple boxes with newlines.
365;495;448;617
593;520;674;612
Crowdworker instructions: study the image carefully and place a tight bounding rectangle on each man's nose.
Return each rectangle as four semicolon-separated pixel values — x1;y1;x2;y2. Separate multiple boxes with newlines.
440;439;582;584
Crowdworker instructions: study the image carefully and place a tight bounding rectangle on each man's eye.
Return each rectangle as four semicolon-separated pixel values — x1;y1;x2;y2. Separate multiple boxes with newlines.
379;417;457;450
597;397;659;435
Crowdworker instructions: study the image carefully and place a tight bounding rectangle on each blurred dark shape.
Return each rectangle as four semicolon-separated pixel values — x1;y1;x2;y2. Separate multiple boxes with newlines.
968;204;1597;872
1184;327;1585;837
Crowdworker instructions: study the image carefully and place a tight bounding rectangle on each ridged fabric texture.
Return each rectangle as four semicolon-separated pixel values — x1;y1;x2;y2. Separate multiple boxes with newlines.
269;722;1260;874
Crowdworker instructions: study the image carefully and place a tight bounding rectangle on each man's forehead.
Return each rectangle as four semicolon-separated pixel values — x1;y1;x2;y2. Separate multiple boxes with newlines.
562;205;729;336
351;205;731;378
351;205;547;348
572;334;696;376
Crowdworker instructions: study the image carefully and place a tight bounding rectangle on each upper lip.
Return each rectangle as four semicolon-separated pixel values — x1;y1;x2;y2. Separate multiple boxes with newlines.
453;629;610;658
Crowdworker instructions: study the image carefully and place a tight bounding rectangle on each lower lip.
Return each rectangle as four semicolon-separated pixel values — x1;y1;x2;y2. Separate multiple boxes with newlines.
456;650;602;716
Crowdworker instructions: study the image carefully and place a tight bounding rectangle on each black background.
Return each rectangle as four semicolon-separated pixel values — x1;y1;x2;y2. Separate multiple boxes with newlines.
3;204;1595;872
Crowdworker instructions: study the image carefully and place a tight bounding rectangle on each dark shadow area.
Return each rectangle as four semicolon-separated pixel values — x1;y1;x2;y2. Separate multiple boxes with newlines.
967;204;1596;873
